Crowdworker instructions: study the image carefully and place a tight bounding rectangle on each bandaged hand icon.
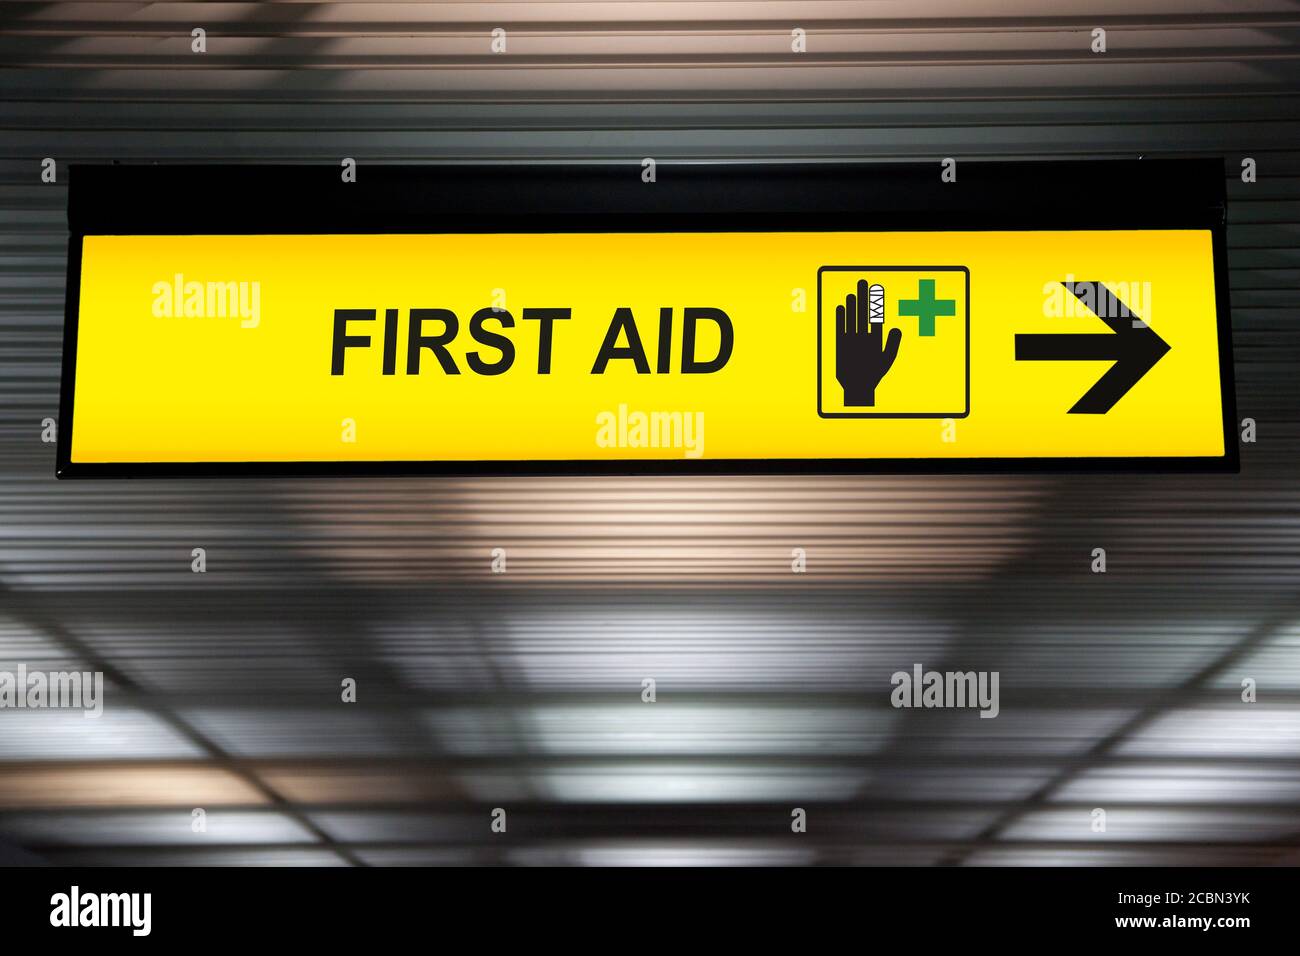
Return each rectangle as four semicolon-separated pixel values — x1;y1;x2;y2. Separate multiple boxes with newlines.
835;279;902;406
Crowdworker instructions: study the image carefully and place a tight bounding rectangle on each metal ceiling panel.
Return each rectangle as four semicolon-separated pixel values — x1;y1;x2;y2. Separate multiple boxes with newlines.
0;0;1297;867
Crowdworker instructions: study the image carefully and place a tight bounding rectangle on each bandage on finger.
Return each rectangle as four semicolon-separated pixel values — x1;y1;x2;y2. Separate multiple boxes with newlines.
868;283;886;324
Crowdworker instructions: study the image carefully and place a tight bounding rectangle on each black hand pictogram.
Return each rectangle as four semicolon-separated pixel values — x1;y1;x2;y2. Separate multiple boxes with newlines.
835;278;902;406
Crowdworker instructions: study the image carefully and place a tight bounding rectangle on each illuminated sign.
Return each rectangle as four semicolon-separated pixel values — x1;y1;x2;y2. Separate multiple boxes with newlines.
57;162;1236;475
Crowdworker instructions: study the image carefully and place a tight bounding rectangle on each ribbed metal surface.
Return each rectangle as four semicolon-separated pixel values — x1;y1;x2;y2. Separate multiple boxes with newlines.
0;1;1298;866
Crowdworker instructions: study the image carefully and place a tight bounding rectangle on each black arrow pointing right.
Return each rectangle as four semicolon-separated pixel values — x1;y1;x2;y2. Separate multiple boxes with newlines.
1015;281;1171;414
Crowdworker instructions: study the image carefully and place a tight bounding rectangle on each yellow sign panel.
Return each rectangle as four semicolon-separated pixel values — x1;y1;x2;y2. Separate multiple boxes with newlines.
65;230;1227;469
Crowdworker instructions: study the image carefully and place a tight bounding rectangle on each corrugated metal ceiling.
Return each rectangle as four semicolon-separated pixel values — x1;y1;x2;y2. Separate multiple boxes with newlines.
0;0;1298;865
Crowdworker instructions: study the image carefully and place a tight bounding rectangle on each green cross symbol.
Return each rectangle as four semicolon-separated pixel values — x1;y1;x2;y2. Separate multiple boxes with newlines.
898;279;956;337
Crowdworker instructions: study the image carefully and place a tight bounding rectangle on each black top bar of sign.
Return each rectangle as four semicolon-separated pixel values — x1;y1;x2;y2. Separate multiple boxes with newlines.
66;159;1226;235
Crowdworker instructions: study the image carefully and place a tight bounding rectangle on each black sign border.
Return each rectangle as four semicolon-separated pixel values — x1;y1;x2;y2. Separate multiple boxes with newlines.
57;160;1237;478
